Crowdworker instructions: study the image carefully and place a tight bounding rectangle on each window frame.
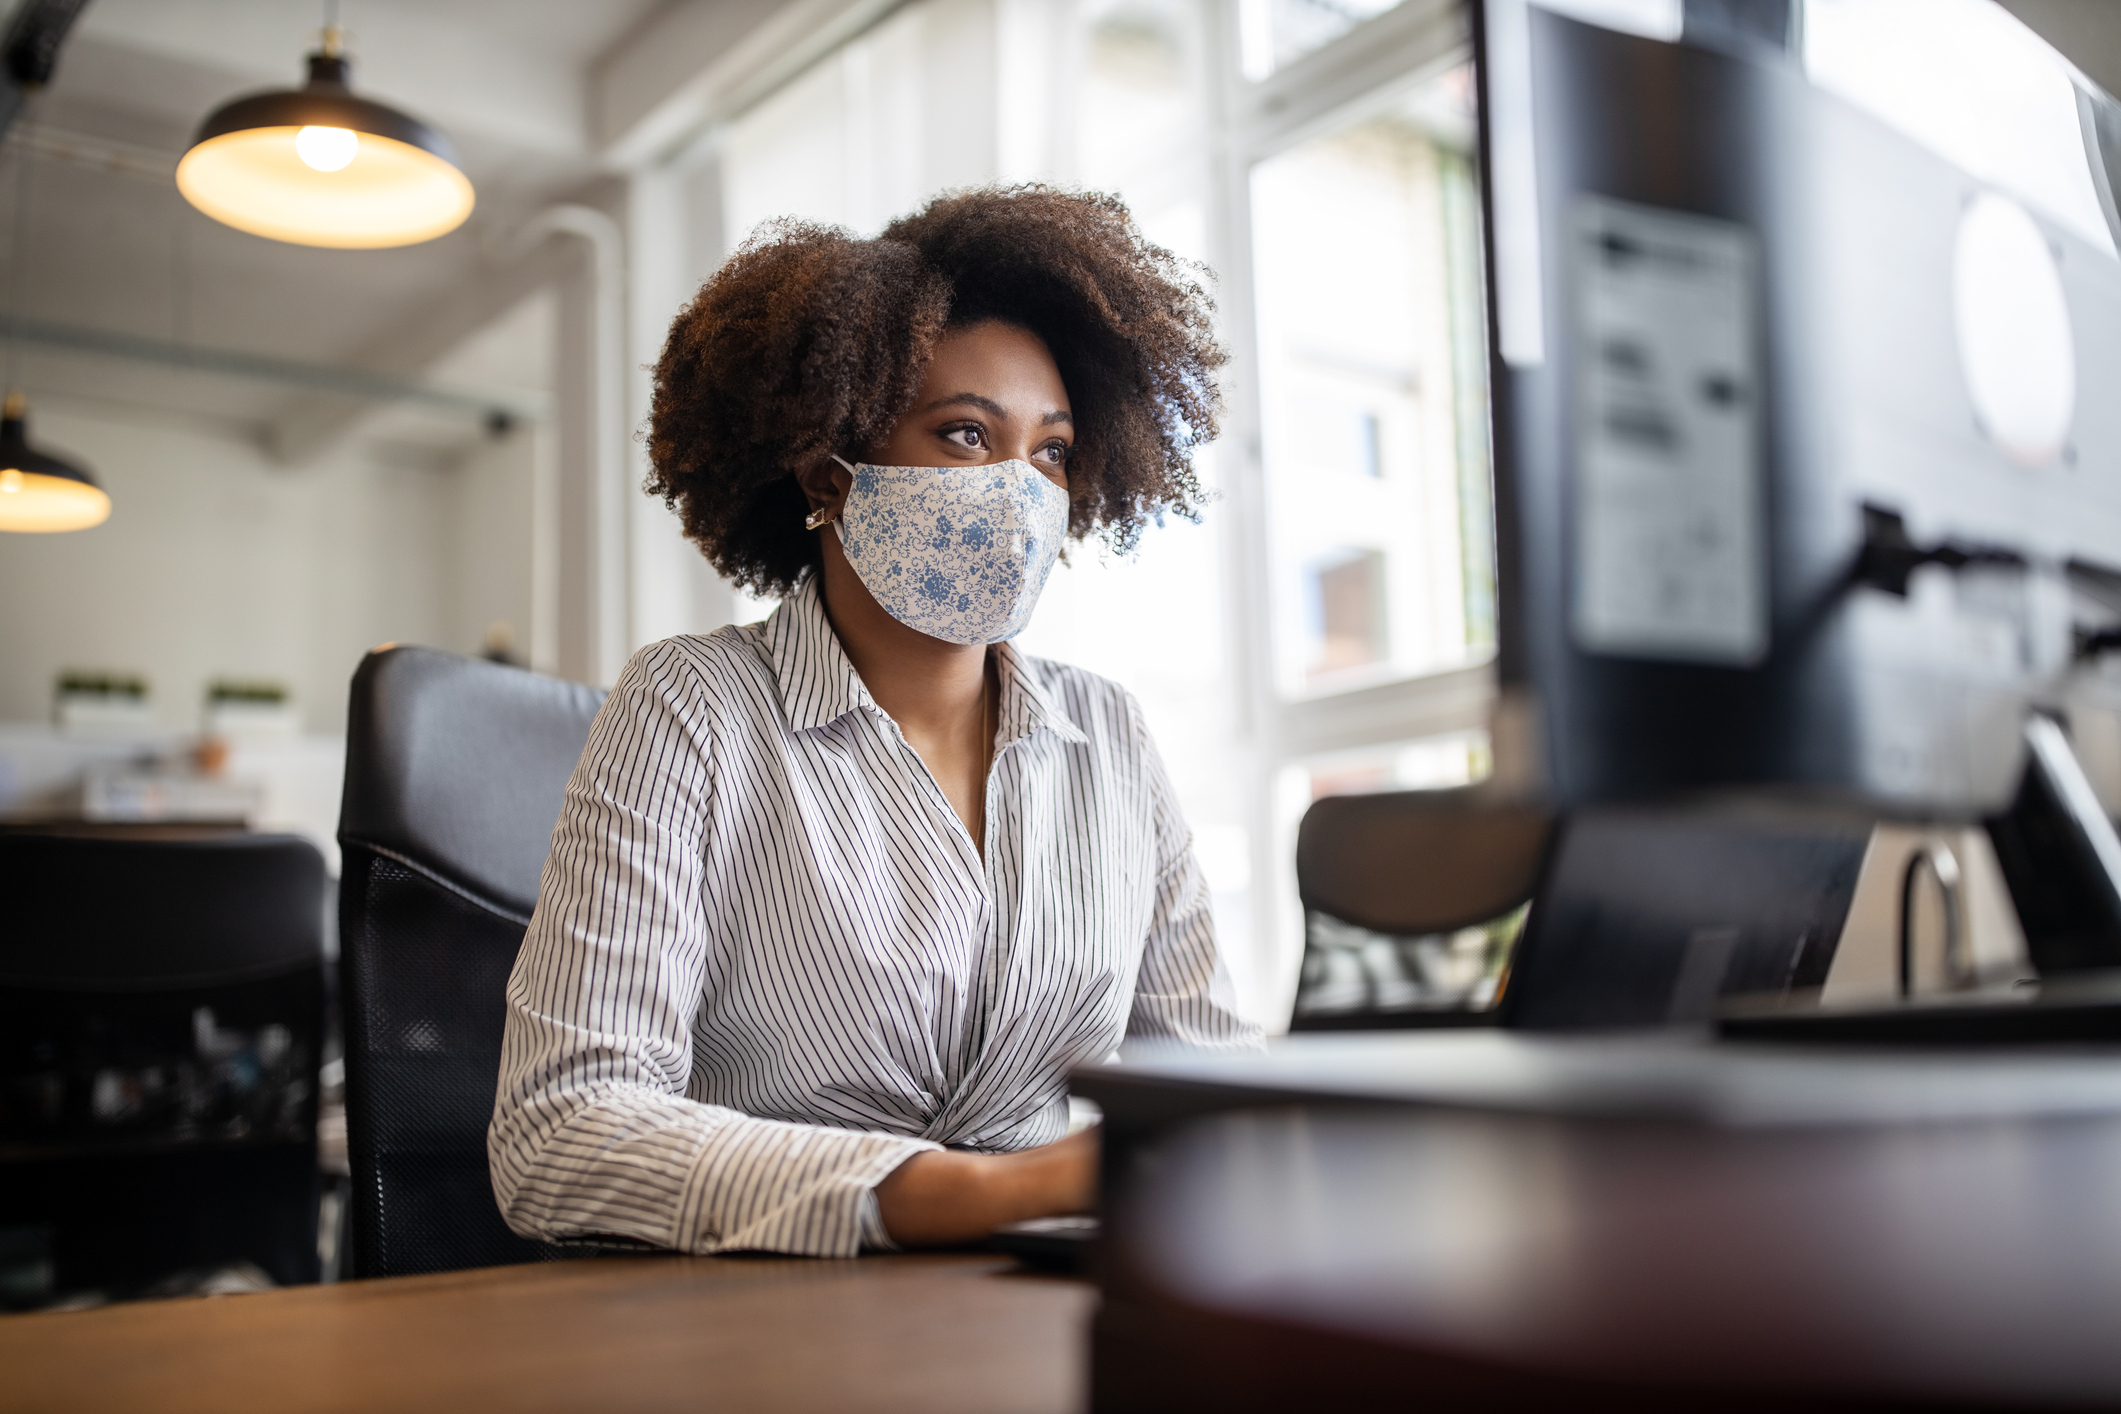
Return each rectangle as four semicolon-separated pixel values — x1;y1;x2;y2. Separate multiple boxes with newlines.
1200;0;1497;1023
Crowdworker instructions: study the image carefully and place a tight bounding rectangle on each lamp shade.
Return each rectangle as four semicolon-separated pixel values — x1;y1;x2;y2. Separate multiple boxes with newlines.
0;396;107;533
177;51;474;250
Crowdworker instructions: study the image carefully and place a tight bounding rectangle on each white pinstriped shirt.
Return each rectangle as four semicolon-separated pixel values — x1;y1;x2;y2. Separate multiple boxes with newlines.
488;575;1258;1257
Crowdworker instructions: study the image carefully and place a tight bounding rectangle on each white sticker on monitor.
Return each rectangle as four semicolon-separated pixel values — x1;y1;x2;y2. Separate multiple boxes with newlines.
1572;196;1767;665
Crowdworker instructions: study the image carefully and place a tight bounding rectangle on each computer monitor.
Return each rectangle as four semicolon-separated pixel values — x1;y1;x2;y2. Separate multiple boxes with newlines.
1474;0;2121;823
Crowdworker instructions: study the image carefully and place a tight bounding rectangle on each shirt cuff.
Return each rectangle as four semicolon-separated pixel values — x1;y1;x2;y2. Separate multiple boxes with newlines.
857;1187;899;1253
676;1115;939;1257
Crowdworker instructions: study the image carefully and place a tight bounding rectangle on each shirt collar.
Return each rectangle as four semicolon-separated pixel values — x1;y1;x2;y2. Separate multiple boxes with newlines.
765;574;1090;747
994;640;1091;748
766;575;879;734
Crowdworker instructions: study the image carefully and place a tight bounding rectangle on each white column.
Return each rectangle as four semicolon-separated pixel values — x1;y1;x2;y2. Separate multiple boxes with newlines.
538;208;629;687
624;165;735;651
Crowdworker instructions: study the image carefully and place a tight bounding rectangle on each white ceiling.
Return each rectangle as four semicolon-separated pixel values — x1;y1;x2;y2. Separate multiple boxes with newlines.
15;0;2121;467
71;1;670;159
7;0;671;458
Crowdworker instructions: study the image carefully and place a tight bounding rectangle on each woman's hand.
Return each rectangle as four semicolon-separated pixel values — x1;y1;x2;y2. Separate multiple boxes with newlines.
874;1126;1099;1247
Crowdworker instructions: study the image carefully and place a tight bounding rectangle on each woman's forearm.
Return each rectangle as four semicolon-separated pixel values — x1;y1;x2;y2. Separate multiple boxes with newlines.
875;1127;1098;1247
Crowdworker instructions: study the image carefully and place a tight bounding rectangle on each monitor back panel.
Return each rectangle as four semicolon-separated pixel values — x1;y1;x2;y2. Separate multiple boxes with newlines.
1480;5;2121;816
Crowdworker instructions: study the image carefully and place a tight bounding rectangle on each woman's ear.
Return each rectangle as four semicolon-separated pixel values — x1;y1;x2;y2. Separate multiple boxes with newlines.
794;455;853;523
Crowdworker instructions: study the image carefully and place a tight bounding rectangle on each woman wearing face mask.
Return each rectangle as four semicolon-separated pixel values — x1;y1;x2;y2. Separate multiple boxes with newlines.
489;186;1259;1257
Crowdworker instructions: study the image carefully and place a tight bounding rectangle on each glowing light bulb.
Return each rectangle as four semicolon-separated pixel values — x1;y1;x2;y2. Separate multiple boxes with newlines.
296;125;359;172
0;469;20;493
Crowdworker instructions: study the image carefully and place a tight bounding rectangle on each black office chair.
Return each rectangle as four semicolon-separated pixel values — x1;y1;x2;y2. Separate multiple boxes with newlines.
1290;786;1554;1030
336;646;605;1278
0;831;327;1305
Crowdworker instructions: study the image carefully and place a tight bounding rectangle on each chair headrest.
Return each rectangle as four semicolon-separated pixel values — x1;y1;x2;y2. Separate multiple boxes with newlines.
1296;787;1556;937
338;646;606;920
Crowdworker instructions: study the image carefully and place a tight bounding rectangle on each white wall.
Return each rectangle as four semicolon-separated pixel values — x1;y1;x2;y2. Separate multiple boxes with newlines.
0;399;539;735
447;422;542;673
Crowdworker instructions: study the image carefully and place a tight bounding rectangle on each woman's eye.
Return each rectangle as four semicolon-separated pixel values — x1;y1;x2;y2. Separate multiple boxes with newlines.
1038;441;1071;465
943;425;986;450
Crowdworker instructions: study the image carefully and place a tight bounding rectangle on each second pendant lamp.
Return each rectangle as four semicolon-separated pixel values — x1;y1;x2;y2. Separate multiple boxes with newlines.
0;393;107;533
177;24;473;249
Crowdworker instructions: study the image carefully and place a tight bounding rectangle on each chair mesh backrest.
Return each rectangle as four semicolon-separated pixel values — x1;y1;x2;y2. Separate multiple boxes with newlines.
336;646;605;1279
339;846;556;1276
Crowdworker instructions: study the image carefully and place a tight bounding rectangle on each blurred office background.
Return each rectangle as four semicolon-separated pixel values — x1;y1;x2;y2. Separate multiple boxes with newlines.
1;0;2114;1040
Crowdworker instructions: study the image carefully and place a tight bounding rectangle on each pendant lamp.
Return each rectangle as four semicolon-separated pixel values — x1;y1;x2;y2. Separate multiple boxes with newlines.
176;25;473;249
0;106;105;534
0;392;107;533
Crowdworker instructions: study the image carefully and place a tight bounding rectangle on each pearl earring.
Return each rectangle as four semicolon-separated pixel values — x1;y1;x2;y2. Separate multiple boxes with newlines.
804;506;835;531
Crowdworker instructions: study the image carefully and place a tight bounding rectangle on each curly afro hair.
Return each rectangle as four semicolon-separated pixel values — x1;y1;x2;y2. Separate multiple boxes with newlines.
646;185;1227;596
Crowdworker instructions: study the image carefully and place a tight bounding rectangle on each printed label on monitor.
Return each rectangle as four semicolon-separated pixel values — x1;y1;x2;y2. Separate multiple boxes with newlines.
1571;196;1766;665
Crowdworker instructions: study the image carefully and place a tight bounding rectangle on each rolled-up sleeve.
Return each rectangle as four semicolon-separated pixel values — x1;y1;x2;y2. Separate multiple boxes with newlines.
487;644;936;1257
1124;699;1264;1051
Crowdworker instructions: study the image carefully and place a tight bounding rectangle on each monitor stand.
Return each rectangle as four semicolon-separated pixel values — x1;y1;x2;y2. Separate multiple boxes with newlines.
1724;716;2121;1044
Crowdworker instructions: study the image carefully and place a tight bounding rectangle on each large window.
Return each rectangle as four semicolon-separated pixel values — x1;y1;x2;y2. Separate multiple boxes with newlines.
1239;0;1412;79
703;0;1486;1029
1221;0;1495;1025
1251;66;1490;698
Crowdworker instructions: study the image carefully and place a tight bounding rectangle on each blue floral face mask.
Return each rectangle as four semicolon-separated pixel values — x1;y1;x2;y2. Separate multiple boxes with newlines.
830;454;1070;645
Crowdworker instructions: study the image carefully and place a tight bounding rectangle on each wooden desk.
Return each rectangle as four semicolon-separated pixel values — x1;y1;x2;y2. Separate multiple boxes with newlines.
1081;1034;2121;1411
0;1253;1091;1414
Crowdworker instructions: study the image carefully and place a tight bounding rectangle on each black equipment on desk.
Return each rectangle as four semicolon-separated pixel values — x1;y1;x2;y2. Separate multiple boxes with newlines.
1480;0;2121;819
1502;804;1868;1029
1470;0;2121;1017
337;646;604;1278
0;832;327;1305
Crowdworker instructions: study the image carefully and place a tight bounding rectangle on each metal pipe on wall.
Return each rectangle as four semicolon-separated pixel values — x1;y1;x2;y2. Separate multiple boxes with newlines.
505;204;629;688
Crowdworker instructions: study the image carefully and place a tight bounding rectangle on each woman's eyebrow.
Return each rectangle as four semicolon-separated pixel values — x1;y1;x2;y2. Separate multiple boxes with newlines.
921;392;1006;417
920;392;1073;428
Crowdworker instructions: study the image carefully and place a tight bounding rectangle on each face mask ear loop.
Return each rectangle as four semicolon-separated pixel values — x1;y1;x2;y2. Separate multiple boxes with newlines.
825;455;857;544
827;455;861;546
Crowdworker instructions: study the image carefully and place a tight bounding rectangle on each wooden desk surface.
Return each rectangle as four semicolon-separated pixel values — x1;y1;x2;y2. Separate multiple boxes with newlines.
1100;1104;2121;1410
0;1252;1092;1414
